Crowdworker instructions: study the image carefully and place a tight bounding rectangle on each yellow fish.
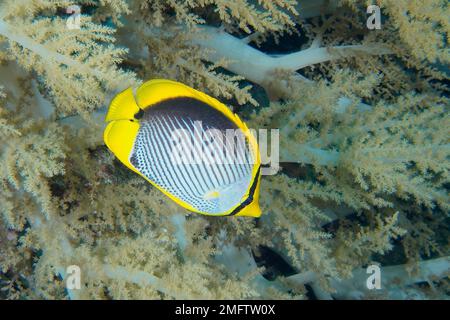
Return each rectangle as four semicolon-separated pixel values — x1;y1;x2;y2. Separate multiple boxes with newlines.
103;79;262;217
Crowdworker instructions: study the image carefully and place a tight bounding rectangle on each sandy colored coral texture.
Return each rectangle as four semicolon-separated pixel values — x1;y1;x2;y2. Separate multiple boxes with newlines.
0;0;448;299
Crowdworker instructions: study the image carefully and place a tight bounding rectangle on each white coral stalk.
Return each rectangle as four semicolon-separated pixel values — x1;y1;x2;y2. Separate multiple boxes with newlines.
192;26;392;95
286;257;450;299
0;20;82;70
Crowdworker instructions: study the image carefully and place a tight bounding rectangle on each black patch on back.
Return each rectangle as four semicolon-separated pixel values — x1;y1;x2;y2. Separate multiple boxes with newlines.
141;97;239;131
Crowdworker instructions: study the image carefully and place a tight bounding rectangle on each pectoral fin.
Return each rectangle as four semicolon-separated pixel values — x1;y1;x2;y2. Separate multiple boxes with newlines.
105;88;140;122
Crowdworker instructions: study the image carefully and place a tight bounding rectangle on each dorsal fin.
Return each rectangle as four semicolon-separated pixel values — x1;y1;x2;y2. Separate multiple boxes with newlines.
136;79;260;165
105;88;140;123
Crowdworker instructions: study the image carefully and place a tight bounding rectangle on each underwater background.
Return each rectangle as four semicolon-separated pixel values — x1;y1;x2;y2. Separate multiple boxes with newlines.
0;0;448;299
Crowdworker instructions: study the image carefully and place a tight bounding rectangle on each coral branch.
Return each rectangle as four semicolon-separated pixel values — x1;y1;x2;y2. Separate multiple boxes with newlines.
275;45;392;71
0;20;77;68
192;26;392;95
0;20;108;83
0;9;138;117
286;256;450;299
331;256;450;299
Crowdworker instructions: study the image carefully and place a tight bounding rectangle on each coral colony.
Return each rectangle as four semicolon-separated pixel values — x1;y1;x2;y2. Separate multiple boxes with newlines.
0;0;448;299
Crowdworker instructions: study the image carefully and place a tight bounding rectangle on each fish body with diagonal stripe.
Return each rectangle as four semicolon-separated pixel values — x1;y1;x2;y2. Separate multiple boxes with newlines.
103;79;262;217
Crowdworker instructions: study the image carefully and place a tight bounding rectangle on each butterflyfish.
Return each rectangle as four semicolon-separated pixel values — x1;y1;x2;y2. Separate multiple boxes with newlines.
103;79;262;217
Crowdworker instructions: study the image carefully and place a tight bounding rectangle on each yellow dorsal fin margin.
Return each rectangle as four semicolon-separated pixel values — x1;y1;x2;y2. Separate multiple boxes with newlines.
136;79;242;127
136;79;261;165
